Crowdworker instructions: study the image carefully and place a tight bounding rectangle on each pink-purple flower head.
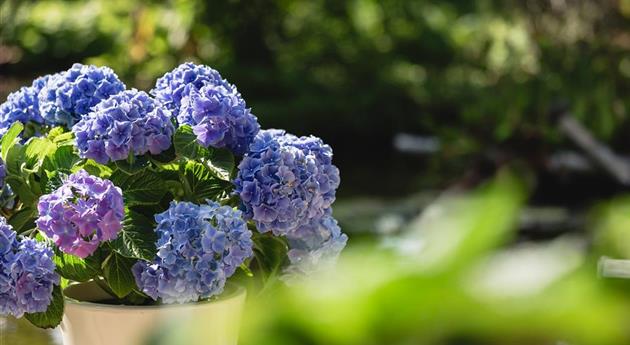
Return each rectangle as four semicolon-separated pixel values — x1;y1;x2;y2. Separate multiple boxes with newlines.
36;170;124;258
0;217;59;318
38;64;126;128
234;130;340;235
73;89;174;164
133;200;253;304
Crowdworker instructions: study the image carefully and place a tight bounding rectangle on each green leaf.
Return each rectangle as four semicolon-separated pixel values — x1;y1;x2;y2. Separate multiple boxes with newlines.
252;233;289;283
102;252;137;298
205;148;234;181
24;137;57;169
114;155;150;175
53;249;102;282
5;175;38;206
179;160;231;203
8;207;36;234
77;159;112;178
4;142;25;176
110;210;157;261
41;169;71;194
43;145;80;172
1;121;24;162
25;285;64;329
109;169;168;206
173;125;210;159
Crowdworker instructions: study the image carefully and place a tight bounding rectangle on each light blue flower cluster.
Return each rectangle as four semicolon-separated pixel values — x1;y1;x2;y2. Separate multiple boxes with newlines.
133;200;253;304
73;90;174;163
36;170;124;258
0;218;59;318
0;75;51;137
234;129;340;235
152;62;259;155
284;214;347;277
38;64;126;127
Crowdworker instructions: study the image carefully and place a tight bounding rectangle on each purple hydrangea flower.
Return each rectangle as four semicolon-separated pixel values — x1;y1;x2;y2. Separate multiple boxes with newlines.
73;90;174;164
283;214;347;278
38;64;126;127
179;83;260;155
133;200;253;304
234;130;340;235
152;62;259;155
0;74;52;137
151;62;230;113
36;170;124;258
0;218;59;318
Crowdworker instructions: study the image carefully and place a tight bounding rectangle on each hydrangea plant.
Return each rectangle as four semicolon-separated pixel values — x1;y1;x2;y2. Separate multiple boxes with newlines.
0;62;346;329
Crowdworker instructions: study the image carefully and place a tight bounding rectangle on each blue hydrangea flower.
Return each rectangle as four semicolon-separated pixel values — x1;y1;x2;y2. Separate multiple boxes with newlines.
151;62;230;113
0;74;52;137
73;90;174;164
36;170;124;258
152;62;259;155
0;217;59;318
283;214;347;279
133;200;253;304
178;83;259;155
234;130;340;235
38;64;126;127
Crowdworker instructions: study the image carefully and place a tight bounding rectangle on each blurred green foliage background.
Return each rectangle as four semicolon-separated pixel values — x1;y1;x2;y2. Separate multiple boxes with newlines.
2;0;630;344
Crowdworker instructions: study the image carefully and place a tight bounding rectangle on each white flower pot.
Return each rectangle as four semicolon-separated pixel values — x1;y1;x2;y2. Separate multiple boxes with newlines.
60;281;246;345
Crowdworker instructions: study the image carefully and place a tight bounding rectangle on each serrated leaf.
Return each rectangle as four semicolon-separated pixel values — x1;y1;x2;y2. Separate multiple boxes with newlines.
77;159;112;178
180;160;231;203
110;210;157;261
109;169;168;206
43;145;80;172
8;207;36;234
173;125;210;159
25;285;64;329
1;121;23;162
53;249;102;282
102;252;137;298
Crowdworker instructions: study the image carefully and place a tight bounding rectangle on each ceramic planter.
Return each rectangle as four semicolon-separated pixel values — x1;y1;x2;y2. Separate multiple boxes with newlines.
59;281;246;345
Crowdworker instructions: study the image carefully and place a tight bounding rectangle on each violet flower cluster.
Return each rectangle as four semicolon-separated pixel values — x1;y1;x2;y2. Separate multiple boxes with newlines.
152;62;259;155
133;200;253;304
38;64;125;127
0;218;59;318
0;75;51;137
151;62;230;113
73;90;175;164
36;170;124;258
234;129;340;235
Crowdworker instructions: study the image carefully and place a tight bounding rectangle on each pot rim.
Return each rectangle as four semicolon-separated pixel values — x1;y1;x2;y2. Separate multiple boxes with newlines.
63;281;246;310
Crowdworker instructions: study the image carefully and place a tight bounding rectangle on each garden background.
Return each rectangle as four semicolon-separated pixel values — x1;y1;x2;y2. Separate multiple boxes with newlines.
2;0;630;344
